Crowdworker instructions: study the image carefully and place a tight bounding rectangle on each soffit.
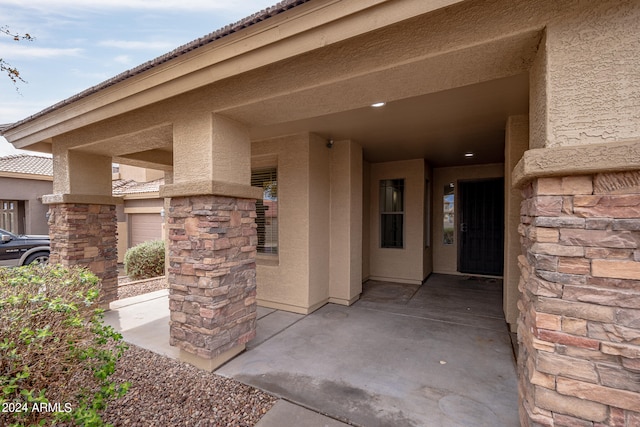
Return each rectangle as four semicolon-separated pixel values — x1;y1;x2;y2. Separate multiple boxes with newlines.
250;73;529;167
74;124;173;157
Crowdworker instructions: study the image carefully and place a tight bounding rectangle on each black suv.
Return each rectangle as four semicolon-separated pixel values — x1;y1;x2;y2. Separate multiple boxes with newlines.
0;228;50;267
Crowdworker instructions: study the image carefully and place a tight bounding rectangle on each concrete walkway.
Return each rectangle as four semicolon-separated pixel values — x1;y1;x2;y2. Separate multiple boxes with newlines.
104;274;518;427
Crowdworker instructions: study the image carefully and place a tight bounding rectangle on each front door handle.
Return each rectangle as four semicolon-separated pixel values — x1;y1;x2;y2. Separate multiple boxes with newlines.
460;223;468;232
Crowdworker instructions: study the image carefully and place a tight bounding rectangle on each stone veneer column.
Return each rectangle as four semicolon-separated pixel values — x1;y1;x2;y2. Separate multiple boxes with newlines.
167;194;258;370
517;172;640;426
47;203;118;306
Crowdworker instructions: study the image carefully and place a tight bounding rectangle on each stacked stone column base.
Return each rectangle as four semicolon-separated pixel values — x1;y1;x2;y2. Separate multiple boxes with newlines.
518;172;640;426
167;195;258;370
47;203;118;306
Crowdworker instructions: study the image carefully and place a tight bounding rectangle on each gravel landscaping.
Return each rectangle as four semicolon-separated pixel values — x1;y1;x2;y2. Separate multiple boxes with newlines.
102;345;277;426
117;275;168;299
106;275;277;426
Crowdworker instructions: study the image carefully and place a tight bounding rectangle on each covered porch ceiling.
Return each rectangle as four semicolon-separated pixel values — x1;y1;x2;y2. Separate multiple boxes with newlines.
75;72;529;171
247;73;529;167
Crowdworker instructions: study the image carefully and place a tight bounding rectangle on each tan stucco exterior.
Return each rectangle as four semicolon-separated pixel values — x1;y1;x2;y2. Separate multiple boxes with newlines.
252;134;311;313
368;159;428;284
504;116;529;330
118;164;164;182
3;0;640;419
329;140;363;305
252;135;363;313
4;0;634;321
529;2;639;150
362;161;371;281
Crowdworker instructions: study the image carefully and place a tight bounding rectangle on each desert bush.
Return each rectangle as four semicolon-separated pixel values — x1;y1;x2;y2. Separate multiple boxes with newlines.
0;264;129;427
124;239;165;280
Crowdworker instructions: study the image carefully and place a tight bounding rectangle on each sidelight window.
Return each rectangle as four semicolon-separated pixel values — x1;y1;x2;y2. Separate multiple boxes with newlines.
443;183;454;245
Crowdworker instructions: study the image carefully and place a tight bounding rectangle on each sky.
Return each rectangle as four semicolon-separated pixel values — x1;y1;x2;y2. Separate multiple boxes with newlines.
0;0;278;156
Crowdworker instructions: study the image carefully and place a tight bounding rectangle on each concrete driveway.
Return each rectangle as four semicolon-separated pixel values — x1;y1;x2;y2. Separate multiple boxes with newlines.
217;274;519;427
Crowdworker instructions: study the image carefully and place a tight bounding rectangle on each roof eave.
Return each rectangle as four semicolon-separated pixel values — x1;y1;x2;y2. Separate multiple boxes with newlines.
4;0;466;150
2;0;312;138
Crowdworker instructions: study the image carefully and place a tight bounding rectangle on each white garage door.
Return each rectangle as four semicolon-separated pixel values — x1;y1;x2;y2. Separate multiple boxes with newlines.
129;213;163;247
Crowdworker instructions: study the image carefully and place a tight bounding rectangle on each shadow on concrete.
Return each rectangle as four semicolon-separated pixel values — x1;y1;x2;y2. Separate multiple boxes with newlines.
218;274;518;427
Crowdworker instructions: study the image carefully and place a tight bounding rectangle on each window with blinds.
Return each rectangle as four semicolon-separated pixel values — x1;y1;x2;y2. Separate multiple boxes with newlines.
380;179;404;248
251;168;278;254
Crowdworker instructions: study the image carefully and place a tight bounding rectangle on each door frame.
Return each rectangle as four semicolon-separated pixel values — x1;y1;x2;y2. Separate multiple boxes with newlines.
456;177;505;276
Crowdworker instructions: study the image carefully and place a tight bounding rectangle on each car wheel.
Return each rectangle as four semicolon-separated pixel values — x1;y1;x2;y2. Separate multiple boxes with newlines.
24;251;50;265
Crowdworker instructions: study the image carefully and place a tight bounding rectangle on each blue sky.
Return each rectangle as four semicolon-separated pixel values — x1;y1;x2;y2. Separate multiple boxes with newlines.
0;0;277;155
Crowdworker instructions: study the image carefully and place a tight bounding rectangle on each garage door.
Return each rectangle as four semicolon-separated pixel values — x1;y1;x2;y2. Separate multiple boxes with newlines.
129;213;163;247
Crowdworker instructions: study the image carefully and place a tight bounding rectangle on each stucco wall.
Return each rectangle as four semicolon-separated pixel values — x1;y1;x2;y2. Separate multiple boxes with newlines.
528;1;640;149
172;112;251;186
432;163;504;275
529;31;547;150
362;161;371;281
308;134;331;310
0;177;52;235
423;161;434;278
252;134;363;313
504;116;529;330
329;140;363;305
124;198;163;209
369;159;426;284
252;134;311;313
52;149;112;197
119;164;164;182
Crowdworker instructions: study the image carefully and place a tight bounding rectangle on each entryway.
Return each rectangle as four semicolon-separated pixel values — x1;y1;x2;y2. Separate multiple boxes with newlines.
458;178;504;276
217;274;518;426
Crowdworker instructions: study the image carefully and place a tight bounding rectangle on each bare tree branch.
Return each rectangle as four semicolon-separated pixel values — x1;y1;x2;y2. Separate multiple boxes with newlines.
1;25;35;87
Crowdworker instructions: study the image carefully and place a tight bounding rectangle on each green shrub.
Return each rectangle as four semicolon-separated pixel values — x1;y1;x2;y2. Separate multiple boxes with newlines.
124;239;165;280
0;264;129;427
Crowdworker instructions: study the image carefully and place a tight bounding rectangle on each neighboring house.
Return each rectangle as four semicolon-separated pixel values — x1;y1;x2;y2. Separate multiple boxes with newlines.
112;170;165;262
0;154;52;235
2;1;639;424
0;154;164;260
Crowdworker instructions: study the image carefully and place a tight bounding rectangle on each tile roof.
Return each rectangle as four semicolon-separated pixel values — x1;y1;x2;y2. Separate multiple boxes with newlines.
1;0;311;134
112;178;164;195
0;154;162;196
0;154;53;176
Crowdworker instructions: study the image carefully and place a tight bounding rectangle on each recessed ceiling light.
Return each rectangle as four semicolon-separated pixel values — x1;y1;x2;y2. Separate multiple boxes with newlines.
371;102;386;108
464;152;474;158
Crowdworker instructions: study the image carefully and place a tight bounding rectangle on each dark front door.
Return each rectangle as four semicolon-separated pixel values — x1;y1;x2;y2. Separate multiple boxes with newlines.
459;178;504;276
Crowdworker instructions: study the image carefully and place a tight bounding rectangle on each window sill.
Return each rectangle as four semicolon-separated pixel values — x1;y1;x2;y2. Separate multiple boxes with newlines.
256;253;279;266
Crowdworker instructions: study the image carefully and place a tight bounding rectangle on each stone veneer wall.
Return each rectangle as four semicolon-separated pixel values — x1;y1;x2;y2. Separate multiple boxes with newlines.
47;203;118;305
167;195;258;360
518;172;640;426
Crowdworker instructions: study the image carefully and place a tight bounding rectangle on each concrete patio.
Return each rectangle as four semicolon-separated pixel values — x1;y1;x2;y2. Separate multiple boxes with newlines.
104;274;518;426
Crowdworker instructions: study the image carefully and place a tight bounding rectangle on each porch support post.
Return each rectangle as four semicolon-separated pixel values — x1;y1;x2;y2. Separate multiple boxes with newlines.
516;167;640;426
43;147;121;307
518;5;640;423
504;115;529;331
161;112;263;371
329;139;363;305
